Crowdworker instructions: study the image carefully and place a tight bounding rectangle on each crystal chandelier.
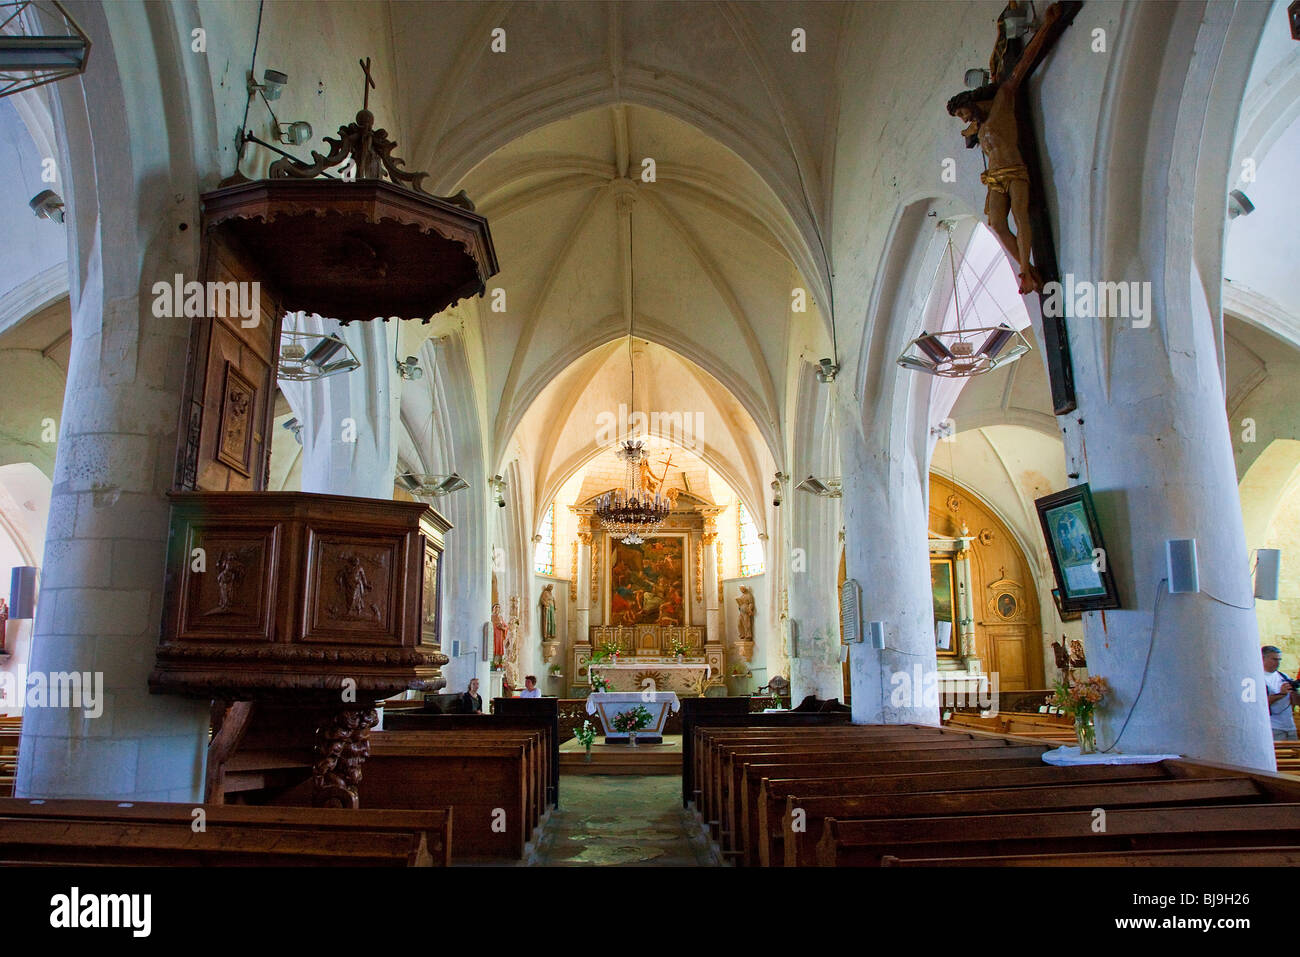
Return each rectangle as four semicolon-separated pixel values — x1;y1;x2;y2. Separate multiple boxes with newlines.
596;440;671;545
594;202;671;545
896;220;1032;378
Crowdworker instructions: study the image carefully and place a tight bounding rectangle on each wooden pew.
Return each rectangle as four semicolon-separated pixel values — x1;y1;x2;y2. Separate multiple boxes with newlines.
755;762;1170;866
0;727;18;798
815;802;1300;866
0;798;449;866
359;729;542;859
783;775;1263;866
695;725;949;826
883;846;1300;866
730;746;1049;864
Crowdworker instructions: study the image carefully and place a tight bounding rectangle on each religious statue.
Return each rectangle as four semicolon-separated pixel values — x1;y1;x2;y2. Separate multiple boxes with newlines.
491;602;508;659
1068;639;1087;669
736;585;756;641
539;584;557;639
946;1;1077;295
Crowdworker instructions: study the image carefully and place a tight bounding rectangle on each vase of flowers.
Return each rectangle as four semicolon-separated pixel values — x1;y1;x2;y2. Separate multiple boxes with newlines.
589;674;610;693
1051;673;1110;755
573;719;597;763
611;704;653;747
669;639;690;662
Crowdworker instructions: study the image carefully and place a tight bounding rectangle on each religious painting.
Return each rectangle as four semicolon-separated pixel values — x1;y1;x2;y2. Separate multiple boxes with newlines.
607;534;688;627
931;556;957;656
1036;484;1121;613
1051;587;1082;622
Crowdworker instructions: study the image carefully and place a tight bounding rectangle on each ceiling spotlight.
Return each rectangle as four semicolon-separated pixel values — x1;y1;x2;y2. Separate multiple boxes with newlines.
396;355;423;380
490;475;507;508
795;476;842;498
282;416;303;445
275;119;312;146
29;189;64;224
964;68;990;88
258;68;288;100
1227;189;1255;220
816;358;839;383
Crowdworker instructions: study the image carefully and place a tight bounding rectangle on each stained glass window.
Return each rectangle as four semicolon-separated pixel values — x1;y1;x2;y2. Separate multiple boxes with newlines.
533;503;556;575
738;501;765;576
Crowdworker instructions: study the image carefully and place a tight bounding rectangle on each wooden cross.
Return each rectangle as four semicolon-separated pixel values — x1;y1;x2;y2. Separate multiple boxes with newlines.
358;56;376;111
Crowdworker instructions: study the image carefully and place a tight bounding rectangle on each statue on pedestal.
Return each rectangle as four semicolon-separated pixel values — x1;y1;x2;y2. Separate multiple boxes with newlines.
540;583;557;639
736;585;756;641
491;602;507;660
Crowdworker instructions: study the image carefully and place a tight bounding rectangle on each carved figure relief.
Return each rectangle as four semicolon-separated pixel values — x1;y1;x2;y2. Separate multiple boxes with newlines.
200;543;260;617
216;362;258;476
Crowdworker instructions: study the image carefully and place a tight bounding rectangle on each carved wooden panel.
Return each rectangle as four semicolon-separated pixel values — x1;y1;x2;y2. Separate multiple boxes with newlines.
421;541;442;648
176;524;278;641
215;361;257;476
303;532;403;644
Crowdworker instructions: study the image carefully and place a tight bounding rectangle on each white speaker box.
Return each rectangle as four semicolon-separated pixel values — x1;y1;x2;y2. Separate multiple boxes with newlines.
1165;539;1199;594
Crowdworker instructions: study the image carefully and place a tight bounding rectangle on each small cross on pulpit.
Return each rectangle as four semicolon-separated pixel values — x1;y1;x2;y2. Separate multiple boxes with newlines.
358;56;376;111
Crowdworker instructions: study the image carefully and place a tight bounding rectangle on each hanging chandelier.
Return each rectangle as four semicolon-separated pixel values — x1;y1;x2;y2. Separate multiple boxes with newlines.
594;202;671;545
896;220;1032;378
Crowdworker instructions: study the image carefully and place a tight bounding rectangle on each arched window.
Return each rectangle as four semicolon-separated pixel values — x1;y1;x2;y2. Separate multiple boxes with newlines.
533;503;555;575
737;501;764;577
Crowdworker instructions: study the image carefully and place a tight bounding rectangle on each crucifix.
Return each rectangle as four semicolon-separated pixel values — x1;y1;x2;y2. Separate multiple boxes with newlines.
358;56;376;112
947;0;1082;414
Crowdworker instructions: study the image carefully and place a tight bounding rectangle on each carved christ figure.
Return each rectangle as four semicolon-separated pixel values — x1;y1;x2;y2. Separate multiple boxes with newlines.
946;2;1071;294
736;585;756;641
539;584;557;639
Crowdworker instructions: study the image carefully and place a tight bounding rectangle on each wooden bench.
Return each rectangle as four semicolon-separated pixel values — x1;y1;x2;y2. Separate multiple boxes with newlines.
0;727;18;798
783;775;1263;866
358;728;545;859
882;846;1300;866
755;762;1170;866
0;797;450;866
815;802;1300;866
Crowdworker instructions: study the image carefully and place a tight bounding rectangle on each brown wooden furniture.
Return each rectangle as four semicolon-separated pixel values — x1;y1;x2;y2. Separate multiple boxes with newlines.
357;728;551;860
0;797;450;866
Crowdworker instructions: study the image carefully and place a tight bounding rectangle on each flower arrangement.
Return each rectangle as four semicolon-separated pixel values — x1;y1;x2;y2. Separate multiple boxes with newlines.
490;655;503;671
1051;673;1110;754
548;663;562;675
599;641;620;659
589;674;611;693
573;719;597;750
611;705;653;733
669;640;691;658
1051;673;1110;718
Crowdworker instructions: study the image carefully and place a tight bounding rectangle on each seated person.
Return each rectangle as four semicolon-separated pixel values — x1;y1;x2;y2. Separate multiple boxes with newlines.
519;675;541;698
461;677;483;714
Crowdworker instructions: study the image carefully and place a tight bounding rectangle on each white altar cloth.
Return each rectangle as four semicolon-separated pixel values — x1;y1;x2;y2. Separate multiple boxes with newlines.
1041;746;1182;766
586;691;681;740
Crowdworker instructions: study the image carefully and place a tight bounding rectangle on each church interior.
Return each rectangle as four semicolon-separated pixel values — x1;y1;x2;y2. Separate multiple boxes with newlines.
0;0;1299;891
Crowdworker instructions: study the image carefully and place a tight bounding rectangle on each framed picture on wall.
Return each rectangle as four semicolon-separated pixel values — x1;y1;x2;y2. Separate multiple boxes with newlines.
1051;587;1083;622
1035;484;1121;614
930;556;958;656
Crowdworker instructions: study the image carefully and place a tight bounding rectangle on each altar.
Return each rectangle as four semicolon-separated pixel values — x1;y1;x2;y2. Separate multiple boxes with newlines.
586;691;680;742
590;658;712;695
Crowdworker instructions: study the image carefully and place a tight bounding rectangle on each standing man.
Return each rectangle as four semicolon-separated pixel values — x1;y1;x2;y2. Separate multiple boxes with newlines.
1262;646;1298;741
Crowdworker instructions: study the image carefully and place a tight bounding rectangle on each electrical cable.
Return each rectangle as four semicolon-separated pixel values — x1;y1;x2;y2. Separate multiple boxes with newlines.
1099;578;1165;753
235;0;265;165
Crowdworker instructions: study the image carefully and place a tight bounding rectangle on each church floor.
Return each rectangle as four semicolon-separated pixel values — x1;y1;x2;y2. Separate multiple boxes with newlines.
530;775;723;866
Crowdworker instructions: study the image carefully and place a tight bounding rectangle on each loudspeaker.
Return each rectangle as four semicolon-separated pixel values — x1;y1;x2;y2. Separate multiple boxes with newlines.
788;619;799;658
838;645;849;663
10;566;37;619
481;622;492;661
450;639;462;658
1165;539;1199;594
868;620;886;650
1255;548;1281;601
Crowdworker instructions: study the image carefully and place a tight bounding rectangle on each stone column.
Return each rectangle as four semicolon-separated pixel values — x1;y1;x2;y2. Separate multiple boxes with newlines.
280;317;400;500
788;491;844;703
702;520;721;649
837;389;939;726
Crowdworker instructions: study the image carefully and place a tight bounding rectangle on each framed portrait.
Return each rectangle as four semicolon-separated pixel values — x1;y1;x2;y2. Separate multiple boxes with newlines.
1035;483;1120;613
930;556;958;657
